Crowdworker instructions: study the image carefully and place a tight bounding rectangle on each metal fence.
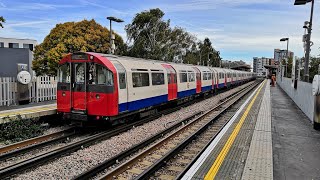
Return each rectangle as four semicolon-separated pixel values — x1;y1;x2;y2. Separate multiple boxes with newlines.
276;76;314;122
0;76;57;106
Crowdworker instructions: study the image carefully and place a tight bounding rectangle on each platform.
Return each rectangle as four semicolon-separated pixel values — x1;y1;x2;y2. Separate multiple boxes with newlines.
182;79;320;180
0;101;56;124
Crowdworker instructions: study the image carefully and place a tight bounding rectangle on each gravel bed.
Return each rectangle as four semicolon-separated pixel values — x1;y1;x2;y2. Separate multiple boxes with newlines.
42;125;73;136
14;83;253;179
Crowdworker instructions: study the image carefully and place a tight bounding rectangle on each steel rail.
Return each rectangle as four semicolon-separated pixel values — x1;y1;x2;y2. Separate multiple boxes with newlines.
98;80;261;179
0;127;76;156
73;81;257;180
0;85;228;179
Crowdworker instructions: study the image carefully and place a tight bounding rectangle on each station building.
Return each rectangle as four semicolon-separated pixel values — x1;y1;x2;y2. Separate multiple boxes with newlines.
0;37;37;76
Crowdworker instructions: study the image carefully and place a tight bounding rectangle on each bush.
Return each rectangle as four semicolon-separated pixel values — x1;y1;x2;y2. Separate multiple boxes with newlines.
0;117;47;144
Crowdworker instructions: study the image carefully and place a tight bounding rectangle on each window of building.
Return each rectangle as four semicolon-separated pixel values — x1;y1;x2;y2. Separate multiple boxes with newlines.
23;43;34;51
0;42;4;48
180;72;188;83
9;43;19;48
152;73;165;85
132;72;149;87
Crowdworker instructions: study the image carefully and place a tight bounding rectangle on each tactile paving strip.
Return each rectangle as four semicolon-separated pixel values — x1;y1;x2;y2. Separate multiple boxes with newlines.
242;81;273;180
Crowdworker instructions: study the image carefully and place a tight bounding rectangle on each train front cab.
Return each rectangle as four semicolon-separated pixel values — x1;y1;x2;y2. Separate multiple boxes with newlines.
57;52;118;121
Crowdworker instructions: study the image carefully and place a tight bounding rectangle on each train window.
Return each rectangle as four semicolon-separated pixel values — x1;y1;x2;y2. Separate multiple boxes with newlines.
58;64;70;83
203;73;207;80
152;73;165;85
188;73;195;82
118;73;126;89
208;73;212;80
96;65;114;86
132;72;149;87
113;62;126;89
75;63;85;83
180;73;188;83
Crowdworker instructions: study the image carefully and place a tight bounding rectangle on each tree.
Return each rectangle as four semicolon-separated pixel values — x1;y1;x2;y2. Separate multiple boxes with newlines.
32;19;124;76
0;16;5;28
309;56;320;82
125;8;196;61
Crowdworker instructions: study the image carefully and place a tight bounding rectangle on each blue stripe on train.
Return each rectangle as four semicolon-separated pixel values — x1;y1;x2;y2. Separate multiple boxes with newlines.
218;83;225;88
201;85;212;92
119;81;241;113
178;89;196;99
119;94;168;112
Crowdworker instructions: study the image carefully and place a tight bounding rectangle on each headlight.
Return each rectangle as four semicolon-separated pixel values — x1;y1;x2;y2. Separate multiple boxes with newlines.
62;92;66;96
96;94;100;99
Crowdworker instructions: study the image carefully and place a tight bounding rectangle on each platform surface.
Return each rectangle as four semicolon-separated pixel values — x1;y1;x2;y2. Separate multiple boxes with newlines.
182;79;320;180
0;101;56;124
271;83;320;180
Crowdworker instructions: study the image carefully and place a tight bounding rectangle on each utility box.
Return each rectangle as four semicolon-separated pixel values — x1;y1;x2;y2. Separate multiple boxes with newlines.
17;63;31;105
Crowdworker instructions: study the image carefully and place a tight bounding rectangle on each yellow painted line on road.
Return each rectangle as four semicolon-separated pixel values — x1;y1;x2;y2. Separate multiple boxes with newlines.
0;105;56;118
204;80;266;180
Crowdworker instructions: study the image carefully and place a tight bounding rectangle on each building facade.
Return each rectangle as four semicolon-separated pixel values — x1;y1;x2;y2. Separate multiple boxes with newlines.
0;37;37;50
253;57;274;77
274;49;294;62
0;37;38;76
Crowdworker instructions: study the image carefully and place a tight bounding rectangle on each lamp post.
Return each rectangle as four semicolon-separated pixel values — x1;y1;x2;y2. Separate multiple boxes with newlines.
106;16;124;54
280;38;289;77
294;0;314;82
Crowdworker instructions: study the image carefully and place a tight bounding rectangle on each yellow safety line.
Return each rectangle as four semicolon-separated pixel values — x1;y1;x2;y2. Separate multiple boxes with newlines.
205;80;266;180
0;105;56;117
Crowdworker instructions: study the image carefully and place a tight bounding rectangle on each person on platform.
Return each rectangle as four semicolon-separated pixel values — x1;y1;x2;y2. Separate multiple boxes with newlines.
271;74;276;87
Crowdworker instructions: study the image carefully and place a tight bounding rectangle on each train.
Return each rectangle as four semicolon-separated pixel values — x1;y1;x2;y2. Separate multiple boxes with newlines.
57;52;255;124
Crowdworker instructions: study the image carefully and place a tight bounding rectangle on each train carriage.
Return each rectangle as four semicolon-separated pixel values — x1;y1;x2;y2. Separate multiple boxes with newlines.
196;66;213;92
57;52;254;123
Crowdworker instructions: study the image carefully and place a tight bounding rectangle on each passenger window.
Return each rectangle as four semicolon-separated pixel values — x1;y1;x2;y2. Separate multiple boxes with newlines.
152;73;165;85
132;72;149;87
203;73;207;80
119;72;126;89
180;73;188;83
188;73;195;82
96;65;113;86
58;63;70;83
113;62;126;89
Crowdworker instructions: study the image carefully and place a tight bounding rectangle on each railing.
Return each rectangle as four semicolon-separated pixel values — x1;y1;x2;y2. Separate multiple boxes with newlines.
0;77;17;106
0;76;57;106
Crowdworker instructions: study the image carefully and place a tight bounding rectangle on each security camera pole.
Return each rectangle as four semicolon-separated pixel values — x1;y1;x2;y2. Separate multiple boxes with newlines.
294;0;315;82
106;16;124;54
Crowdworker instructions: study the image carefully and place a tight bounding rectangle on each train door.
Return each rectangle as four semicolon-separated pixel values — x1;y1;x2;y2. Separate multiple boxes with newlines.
113;61;128;112
193;67;201;93
71;63;87;111
162;64;177;101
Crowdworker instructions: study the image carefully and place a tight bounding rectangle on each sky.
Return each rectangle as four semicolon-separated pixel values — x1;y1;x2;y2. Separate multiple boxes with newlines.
0;0;319;66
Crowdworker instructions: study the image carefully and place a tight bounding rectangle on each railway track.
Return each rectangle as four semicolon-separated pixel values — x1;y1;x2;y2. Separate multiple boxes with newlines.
73;80;262;180
0;82;236;179
0;81;256;179
0;126;77;158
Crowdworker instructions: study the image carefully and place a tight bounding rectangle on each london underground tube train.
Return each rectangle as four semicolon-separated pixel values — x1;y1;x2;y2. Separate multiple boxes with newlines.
57;52;254;124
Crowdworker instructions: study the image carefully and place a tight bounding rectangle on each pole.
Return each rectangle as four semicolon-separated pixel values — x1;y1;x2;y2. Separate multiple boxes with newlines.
304;0;314;82
109;19;112;54
286;39;289;77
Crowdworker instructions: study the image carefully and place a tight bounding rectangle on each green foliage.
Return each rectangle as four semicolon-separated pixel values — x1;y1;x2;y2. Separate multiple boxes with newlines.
0;16;5;28
0;117;46;144
125;8;197;61
309;56;320;82
32;19;124;76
